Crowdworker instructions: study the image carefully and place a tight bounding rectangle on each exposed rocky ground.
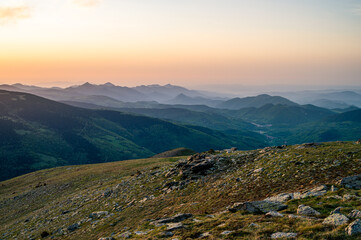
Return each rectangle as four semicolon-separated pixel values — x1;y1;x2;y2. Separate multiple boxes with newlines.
1;141;361;239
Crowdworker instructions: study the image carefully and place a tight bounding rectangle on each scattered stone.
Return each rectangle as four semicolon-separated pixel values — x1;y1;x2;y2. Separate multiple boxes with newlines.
331;185;338;192
67;223;79;232
151;213;193;225
271;232;297;239
265;193;293;203
253;168;264;173
118;231;131;238
323;214;349;226
160;231;174;237
167;222;184;231
89;211;109;219
98;238;115;240
134;231;148;235
249;223;260;228
341;174;361;190
199;232;211;237
349;210;361;219
229;200;287;214
343;194;360;201
221;231;233;235
266;211;284;217
345;219;361;236
297;205;320;216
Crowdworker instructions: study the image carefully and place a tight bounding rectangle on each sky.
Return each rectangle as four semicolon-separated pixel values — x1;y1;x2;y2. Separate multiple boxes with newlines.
0;0;361;87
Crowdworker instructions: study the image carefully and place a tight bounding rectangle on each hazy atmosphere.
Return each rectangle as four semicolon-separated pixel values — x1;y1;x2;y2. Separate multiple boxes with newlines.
1;0;361;87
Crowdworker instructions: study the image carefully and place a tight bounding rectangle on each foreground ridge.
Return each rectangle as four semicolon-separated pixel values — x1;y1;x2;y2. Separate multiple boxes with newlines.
1;141;361;239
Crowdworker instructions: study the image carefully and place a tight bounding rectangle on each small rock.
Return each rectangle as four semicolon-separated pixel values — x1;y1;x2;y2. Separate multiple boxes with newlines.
266;211;284;217
323;214;349;226
221;231;233;235
67;223;79;232
89;211;109;219
343;194;360;201
166;222;184;231
98;238;115;240
253;168;264;173
297;205;320;216
249;223;260;228
349;210;361;219
271;232;297;239
345;219;361;236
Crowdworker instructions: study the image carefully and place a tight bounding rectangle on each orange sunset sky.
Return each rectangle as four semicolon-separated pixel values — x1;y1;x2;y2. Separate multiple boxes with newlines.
0;0;361;87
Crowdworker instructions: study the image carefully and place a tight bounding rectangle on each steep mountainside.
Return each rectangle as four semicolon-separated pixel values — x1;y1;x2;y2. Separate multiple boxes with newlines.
231;104;335;126
0;90;266;181
1;141;361;239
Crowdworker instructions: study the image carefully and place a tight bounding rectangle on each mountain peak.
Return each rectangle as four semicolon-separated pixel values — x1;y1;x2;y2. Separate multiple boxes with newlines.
103;82;115;87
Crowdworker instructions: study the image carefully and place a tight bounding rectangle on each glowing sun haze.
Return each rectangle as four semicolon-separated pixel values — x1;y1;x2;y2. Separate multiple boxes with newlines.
0;0;360;87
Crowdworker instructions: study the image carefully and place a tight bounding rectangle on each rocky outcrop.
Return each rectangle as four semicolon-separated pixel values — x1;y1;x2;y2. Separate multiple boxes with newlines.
229;200;287;214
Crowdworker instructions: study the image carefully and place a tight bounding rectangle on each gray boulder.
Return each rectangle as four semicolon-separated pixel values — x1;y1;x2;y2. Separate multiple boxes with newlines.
341;174;361;190
323;214;349;226
297;205;320;216
345;219;361;236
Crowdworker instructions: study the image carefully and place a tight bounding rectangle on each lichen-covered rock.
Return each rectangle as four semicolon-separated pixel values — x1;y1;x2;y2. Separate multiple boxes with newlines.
297;205;320;216
341;174;361;190
229;201;287;214
345;219;361;236
271;232;297;238
323;214;349;226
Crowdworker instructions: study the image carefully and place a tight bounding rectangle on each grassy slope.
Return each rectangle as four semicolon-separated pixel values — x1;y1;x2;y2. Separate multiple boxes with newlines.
1;141;361;239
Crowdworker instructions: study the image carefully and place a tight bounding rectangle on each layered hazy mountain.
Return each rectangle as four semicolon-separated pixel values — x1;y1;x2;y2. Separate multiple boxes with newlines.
0;83;361;180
